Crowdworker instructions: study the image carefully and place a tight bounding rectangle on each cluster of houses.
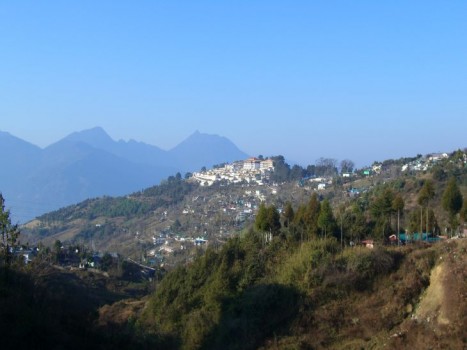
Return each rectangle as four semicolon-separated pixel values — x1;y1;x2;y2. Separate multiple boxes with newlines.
382;151;466;173
11;246;39;264
144;232;209;266
191;152;463;190
401;153;450;172
143;185;278;263
355;152;466;177
306;177;334;191
191;158;275;186
10;243;121;271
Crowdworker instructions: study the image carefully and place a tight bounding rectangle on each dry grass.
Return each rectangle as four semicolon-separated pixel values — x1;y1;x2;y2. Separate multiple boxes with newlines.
98;298;146;327
258;240;466;349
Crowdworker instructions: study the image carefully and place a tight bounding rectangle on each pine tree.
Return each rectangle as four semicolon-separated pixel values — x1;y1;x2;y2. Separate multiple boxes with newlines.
303;193;321;238
255;203;281;236
317;199;335;239
0;194;20;266
460;198;467;225
418;180;435;237
282;202;295;228
392;193;405;244
442;178;463;235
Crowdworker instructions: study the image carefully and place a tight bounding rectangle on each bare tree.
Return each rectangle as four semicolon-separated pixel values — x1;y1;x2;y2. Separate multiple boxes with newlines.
340;159;355;174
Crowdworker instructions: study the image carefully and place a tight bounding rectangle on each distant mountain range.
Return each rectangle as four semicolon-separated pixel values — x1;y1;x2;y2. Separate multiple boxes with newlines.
0;127;249;222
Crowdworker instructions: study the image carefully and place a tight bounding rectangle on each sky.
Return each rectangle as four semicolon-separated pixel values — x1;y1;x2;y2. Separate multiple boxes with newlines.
0;1;466;167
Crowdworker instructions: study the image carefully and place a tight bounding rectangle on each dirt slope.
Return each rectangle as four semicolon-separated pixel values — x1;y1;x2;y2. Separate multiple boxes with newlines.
389;239;466;349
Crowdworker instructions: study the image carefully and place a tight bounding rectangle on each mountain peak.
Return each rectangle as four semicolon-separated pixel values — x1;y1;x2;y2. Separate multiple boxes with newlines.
0;130;42;152
48;127;117;153
183;131;227;143
170;131;249;172
64;127;113;144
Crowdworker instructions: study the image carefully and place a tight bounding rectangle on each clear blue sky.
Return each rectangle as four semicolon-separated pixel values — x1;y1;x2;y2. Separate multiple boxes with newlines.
1;1;466;167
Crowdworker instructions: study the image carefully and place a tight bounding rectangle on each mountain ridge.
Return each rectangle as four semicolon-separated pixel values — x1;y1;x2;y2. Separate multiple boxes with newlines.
0;127;249;222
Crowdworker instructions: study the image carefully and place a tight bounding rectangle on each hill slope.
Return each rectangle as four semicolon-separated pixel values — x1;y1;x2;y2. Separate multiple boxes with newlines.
108;237;467;350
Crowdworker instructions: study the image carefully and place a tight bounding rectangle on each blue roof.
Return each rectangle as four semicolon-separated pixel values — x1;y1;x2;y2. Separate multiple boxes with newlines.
399;233;440;243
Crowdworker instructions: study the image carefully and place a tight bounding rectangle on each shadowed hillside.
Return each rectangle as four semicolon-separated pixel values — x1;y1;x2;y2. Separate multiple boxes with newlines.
104;236;466;350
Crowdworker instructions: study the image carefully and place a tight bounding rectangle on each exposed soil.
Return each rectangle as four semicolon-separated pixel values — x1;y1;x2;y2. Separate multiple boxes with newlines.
389;240;467;350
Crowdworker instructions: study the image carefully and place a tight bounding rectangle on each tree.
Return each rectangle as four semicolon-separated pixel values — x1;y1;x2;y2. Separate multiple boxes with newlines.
302;193;321;239
282;202;294;228
337;204;347;248
255;203;268;231
54;239;63;263
432;167;447;181
349;204;368;242
417;180;435;236
305;165;316;177
408;208;439;236
418;180;435;207
171;219;182;232
315;158;338;177
317;199;335;239
426;209;440;235
266;205;281;236
255;203;281;236
340;159;355;174
370;188;395;241
101;252;114;271
392;193;405;245
290;165;305;181
0;194;20;266
270;156;290;182
442;177;463;235
461;198;467;224
407;210;420;234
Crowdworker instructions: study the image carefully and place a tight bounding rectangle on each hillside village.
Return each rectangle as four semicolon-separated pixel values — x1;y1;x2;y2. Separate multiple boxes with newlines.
191;157;275;186
192;152;465;189
18;150;467;275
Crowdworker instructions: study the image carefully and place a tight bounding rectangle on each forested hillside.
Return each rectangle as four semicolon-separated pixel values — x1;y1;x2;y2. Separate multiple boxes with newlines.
132;233;466;349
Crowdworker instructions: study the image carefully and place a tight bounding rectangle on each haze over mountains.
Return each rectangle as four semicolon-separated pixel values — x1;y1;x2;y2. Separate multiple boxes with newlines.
0;127;248;222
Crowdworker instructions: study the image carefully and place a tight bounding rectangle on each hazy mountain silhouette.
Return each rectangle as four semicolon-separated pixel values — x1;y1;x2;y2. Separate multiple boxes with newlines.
170;130;248;172
62;127;172;167
0;128;249;222
0;131;42;201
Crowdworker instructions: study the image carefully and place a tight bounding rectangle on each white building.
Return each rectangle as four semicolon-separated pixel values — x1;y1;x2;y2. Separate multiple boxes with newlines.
243;158;261;170
260;159;274;170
